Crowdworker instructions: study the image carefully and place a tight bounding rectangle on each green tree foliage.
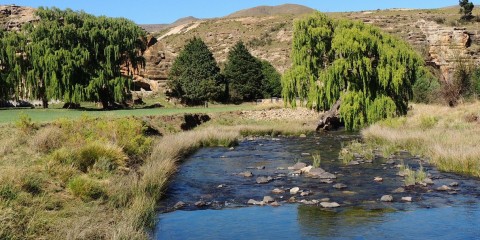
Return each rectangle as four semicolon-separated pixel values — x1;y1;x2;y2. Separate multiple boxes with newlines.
224;41;264;102
459;0;475;21
260;60;282;98
167;37;223;105
0;30;28;101
412;70;441;104
0;7;146;108
283;12;424;130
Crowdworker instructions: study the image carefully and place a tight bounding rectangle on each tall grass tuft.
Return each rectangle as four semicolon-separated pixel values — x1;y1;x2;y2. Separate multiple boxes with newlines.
312;154;321;168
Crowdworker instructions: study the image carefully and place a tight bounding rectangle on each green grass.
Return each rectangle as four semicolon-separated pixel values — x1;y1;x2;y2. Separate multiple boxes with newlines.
0;104;256;124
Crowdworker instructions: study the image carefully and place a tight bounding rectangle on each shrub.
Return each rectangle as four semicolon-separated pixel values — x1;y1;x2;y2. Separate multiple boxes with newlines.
75;143;127;172
31;126;64;153
15;112;37;134
0;184;18;201
68;176;105;201
433;17;446;24
412;74;441;103
420;116;439;130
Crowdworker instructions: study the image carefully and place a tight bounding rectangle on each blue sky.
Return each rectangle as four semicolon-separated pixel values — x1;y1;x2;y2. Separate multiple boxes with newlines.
2;0;478;24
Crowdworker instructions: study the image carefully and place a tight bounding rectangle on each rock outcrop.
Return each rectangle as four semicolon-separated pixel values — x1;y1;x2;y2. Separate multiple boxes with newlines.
0;5;38;31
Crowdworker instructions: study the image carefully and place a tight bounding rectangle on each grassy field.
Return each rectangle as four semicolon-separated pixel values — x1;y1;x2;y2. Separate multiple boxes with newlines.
0;104;258;124
362;102;480;177
0;104;317;239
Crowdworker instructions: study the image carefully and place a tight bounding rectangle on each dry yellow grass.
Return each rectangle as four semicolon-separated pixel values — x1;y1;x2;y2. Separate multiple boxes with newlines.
363;102;480;177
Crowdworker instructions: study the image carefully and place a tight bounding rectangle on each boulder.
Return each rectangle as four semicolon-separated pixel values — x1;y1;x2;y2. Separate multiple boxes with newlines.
256;176;273;184
320;202;340;208
381;195;394;202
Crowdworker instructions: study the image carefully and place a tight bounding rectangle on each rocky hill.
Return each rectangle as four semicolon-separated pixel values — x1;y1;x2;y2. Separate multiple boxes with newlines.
0;5;37;31
226;4;315;18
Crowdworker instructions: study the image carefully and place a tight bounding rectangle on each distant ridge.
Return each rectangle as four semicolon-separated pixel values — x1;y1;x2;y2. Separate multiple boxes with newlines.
226;4;316;18
140;16;199;33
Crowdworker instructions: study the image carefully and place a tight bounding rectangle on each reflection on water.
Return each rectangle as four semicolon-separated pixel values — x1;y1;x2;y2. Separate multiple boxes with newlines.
155;133;480;239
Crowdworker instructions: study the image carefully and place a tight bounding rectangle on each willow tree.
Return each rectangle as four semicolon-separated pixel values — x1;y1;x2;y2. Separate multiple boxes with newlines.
283;12;424;131
20;7;146;108
0;30;27;101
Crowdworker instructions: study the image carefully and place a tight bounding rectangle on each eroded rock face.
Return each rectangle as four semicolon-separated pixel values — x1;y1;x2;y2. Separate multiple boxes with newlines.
0;5;38;31
417;20;480;82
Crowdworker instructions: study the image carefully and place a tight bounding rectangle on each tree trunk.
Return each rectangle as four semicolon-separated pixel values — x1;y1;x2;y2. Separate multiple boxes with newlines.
316;99;343;131
42;98;48;109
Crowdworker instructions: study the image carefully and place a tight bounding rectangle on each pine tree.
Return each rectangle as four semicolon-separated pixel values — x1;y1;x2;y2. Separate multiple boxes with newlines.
260;60;282;98
283;12;424;131
459;0;475;21
224;41;264;102
167;37;223;105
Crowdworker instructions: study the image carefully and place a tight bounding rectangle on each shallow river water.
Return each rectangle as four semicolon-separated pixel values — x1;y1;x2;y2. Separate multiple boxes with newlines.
154;132;480;240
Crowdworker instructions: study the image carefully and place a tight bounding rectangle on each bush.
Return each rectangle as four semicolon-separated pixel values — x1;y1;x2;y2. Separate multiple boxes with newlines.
68;176;105;201
412;74;441;103
420;116;439;130
15;112;37;134
0;184;18;201
31;126;64;153
442;57;472;106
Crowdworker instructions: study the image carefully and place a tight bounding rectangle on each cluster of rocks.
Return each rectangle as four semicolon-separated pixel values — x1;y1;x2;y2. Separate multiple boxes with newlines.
240;108;320;121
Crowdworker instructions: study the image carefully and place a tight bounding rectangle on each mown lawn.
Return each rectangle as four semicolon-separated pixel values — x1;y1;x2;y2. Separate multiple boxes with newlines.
0;104;257;124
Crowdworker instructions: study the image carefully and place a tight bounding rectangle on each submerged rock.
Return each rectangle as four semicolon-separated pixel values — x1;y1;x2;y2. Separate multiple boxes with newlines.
320;202;340;208
381;195;394;202
333;183;347;189
256;176;273;184
319;172;337;179
423;178;434;185
270;201;281;207
449;182;459;187
392;187;405;193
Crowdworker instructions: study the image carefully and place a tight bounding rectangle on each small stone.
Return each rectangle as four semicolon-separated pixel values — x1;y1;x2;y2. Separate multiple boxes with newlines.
320;202;340;208
272;188;285;194
342;191;357;195
288;196;296;203
229;147;235;150
195;201;206;207
423;178;434;185
349;160;360;166
381;195;394;202
290;170;302;176
299;134;307;138
320;179;334;184
333;183;347;189
319;172;337;179
320;198;330;202
437;185;452;191
239;171;253;178
374;177;383;182
263;196;275;203
247;199;263;205
392;187;405;193
174;201;186;209
290;187;300;195
365;159;373;163
449;182;459;187
217;184;225;188
256;176;273;184
270;201;281;207
401;197;412;202
386;160;395;165
301;153;311;156
256;165;266;170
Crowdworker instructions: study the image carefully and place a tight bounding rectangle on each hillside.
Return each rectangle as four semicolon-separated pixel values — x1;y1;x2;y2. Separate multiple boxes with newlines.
227;4;315;18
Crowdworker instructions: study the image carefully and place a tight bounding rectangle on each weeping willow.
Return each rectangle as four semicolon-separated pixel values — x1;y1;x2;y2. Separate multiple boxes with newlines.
283;12;424;130
1;7;146;108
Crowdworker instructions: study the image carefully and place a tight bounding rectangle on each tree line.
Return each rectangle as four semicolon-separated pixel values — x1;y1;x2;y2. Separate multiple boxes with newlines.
167;37;281;105
0;7;146;108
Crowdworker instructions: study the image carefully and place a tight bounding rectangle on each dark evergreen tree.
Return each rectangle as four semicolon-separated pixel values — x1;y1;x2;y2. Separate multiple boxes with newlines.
260;60;282;98
283;12;424;130
460;0;475;21
224;41;264;102
167;37;223;105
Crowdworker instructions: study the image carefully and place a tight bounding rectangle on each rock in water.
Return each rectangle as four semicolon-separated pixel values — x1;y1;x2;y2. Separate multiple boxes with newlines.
437;185;452;191
301;166;313;173
319;172;336;179
381;195;394;202
423;178;434;185
290;187;300;194
174;201;186;209
239;171;253;177
374;177;383;182
263;196;275;203
401;197;412;202
291;162;307;170
392;187;405;193
272;188;285;194
256;176;273;184
333;183;347;189
247;199;264;205
449;182;459;187
270;201;281;207
299;134;307;138
320;202;340;208
195;201;206;207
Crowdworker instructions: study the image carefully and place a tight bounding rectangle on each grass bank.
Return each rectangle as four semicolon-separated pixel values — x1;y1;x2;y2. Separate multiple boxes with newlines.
0;106;317;239
362;102;480;177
